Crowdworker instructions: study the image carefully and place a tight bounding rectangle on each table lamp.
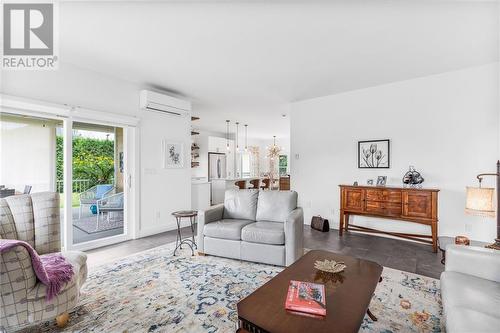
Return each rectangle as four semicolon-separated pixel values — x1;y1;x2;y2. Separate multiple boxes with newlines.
465;160;500;250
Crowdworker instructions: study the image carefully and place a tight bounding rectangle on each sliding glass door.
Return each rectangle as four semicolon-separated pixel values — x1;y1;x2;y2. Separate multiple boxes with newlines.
1;106;135;251
70;122;126;246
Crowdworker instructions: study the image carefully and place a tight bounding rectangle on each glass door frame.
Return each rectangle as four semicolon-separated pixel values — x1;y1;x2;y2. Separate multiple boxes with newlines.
64;116;137;252
1;94;139;252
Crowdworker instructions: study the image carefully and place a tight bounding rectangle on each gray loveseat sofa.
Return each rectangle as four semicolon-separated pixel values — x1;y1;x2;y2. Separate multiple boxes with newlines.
197;189;304;266
440;245;500;333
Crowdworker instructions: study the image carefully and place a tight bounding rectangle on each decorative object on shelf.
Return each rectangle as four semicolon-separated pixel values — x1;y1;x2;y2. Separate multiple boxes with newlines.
162;140;184;168
367;179;374;185
454;236;470;246
225;120;230;151
376;176;387;186
314;259;346;274
353;181;358;186
311;215;330;232
358;139;390;168
402;166;424;186
191;143;200;168
465;161;500;250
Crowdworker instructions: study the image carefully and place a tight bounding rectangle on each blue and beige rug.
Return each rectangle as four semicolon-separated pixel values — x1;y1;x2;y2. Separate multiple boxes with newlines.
31;243;442;332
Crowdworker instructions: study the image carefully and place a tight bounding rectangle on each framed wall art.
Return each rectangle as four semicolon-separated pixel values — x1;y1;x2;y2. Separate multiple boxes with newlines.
358;139;390;169
162;140;184;168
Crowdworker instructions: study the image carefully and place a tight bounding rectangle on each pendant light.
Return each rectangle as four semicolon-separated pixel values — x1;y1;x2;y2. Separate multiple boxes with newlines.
235;122;240;151
244;124;248;152
226;120;230;150
267;135;281;161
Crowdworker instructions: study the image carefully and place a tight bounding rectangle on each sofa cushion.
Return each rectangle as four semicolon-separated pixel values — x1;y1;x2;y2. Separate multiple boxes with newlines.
446;307;500;333
203;219;253;240
241;222;285;245
223;189;259;221
256;191;298;223
441;271;500;320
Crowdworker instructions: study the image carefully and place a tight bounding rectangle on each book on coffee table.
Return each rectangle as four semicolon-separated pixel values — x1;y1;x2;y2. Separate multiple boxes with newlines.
285;280;326;316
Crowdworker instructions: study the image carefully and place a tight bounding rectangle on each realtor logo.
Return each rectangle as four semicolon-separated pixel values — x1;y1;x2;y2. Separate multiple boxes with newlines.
2;3;58;69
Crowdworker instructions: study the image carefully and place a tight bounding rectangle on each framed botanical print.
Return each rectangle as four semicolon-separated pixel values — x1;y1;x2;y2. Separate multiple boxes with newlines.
358;139;390;169
163;140;184;168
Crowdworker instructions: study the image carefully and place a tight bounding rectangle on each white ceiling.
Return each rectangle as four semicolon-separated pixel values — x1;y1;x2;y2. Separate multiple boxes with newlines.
56;1;498;138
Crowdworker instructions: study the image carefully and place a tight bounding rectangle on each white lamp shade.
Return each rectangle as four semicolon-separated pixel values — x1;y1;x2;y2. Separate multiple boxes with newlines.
465;186;495;217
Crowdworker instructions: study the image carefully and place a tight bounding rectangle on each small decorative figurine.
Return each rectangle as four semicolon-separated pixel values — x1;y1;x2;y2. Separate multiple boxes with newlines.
402;166;424;186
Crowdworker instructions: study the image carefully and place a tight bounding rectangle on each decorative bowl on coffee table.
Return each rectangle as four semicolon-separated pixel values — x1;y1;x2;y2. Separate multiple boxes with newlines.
314;259;347;273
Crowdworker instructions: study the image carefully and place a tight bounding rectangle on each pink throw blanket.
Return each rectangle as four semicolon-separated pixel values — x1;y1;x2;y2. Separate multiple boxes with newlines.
0;239;74;301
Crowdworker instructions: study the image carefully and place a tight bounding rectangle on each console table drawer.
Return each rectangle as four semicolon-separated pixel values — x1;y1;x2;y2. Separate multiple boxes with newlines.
365;201;402;216
365;189;401;203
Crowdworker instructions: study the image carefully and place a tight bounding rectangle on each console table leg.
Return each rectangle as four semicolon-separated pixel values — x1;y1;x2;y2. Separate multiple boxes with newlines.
367;308;377;322
339;211;344;236
431;221;438;253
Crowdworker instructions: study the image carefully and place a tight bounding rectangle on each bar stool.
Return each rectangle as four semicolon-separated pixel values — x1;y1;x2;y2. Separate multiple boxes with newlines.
248;179;260;189
235;180;247;189
260;178;270;190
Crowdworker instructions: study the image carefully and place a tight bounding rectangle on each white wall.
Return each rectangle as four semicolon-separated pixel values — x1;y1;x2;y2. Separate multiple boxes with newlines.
291;64;499;242
1;62;191;237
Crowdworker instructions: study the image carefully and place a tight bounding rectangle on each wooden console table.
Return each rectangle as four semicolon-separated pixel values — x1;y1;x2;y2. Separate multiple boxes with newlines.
339;185;439;252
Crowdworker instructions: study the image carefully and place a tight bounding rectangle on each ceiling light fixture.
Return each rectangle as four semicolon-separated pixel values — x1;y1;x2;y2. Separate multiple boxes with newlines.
235;122;240;151
244;124;248;152
226;120;230;150
267;135;281;161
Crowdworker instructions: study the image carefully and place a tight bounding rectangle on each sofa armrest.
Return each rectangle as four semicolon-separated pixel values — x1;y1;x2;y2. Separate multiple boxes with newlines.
0;244;37;325
197;204;224;253
445;245;500;283
284;207;304;266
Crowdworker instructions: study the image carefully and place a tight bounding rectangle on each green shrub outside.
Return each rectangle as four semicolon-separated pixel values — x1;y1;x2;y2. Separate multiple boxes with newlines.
56;136;114;192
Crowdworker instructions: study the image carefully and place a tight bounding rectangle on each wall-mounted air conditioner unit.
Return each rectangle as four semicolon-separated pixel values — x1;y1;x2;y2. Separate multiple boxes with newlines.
140;90;191;117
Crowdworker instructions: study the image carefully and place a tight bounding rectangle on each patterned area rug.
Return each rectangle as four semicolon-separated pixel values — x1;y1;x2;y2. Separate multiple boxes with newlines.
30;243;443;332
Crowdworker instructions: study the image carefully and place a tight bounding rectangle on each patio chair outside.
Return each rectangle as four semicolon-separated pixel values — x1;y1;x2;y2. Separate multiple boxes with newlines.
79;184;114;218
96;191;124;224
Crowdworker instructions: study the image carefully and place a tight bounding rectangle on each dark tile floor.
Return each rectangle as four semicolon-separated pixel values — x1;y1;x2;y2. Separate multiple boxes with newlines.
86;226;444;279
303;227;444;279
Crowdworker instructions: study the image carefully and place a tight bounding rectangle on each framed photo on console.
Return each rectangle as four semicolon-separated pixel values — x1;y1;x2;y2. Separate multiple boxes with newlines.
376;176;387;186
358;139;390;169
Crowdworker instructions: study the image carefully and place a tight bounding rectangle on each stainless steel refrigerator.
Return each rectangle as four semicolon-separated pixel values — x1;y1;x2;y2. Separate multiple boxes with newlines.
208;152;227;180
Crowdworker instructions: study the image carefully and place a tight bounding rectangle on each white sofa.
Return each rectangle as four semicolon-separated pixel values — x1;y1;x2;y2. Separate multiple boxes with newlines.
440;245;500;333
197;189;304;266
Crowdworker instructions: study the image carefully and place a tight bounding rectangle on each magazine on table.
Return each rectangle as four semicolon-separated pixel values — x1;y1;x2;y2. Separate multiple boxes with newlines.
285;280;326;316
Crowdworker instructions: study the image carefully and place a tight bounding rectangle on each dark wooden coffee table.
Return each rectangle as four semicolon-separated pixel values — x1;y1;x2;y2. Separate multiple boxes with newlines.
237;250;383;333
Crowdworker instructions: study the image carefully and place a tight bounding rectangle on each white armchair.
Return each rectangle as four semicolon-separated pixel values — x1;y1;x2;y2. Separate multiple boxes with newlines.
440;245;500;333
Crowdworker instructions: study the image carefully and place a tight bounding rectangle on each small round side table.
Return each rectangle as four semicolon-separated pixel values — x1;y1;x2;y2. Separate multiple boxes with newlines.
438;236;488;265
171;210;198;256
